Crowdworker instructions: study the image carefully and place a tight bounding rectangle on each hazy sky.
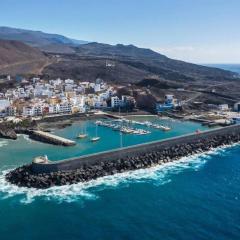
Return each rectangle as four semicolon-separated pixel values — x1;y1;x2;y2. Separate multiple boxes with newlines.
0;0;239;63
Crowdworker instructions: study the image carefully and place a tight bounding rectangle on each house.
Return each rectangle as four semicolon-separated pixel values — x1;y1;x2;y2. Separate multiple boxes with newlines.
218;104;229;111
111;96;135;109
111;96;121;108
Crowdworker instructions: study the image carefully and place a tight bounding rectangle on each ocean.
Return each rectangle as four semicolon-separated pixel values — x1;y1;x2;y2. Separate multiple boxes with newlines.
204;64;240;74
0;118;240;239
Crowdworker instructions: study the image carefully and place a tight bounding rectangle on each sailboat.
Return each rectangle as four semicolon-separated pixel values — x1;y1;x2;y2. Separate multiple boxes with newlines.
91;124;100;142
77;124;88;139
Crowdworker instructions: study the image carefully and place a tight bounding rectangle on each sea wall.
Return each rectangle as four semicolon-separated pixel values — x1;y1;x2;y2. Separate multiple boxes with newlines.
29;130;76;146
6;124;240;189
32;124;240;174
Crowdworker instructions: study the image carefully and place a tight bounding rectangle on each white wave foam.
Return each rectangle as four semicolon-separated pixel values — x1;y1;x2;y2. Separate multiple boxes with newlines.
0;143;239;204
0;140;8;148
17;134;33;143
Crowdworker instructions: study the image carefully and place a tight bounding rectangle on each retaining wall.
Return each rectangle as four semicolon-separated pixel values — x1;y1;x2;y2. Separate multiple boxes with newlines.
32;124;240;174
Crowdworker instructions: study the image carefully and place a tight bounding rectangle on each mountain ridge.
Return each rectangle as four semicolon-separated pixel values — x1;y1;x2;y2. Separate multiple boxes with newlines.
0;26;88;53
0;26;238;85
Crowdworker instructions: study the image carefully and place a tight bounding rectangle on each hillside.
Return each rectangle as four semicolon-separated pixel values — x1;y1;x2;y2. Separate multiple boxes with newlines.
75;42;168;60
0;28;239;107
74;43;235;81
43;42;237;86
0;39;50;75
0;27;236;84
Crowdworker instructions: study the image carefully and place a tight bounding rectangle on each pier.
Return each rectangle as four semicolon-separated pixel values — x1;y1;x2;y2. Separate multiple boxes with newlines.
30;130;76;146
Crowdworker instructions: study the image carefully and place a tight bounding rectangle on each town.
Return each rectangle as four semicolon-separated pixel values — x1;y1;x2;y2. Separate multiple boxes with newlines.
0;76;136;119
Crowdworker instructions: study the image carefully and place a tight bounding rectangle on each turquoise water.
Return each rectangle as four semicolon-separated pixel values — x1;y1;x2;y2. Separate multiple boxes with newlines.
0;117;208;165
0;117;239;239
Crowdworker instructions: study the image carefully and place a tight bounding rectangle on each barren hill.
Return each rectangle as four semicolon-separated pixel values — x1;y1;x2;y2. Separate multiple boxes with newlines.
43;42;237;85
0;40;51;75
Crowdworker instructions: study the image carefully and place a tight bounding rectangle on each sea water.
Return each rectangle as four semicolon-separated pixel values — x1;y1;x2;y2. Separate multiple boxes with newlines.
0;117;239;239
204;64;240;74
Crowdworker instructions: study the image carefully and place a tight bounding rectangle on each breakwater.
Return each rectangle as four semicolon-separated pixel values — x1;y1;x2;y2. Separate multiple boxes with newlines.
30;130;76;146
6;125;240;189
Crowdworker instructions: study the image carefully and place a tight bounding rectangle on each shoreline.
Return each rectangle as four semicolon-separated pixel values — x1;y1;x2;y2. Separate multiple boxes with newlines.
2;142;238;201
6;125;240;189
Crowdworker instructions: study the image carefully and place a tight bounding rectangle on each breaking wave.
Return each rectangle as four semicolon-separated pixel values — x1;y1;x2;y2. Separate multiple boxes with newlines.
0;140;8;148
17;134;33;143
0;143;237;204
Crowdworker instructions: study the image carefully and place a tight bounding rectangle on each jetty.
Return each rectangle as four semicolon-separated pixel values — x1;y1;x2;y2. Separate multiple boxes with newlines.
5;124;240;189
30;130;76;146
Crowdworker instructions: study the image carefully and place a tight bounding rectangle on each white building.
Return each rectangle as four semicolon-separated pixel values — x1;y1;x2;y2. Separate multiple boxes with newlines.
111;95;135;109
65;84;74;92
6;106;16;116
94;96;107;108
22;105;43;117
59;103;72;113
111;96;121;108
0;99;10;112
49;104;59;114
218;104;229;111
22;107;34;117
65;79;74;84
80;82;90;88
94;84;101;92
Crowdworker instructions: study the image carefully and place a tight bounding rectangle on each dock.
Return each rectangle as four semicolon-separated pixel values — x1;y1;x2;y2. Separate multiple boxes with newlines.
30;130;76;146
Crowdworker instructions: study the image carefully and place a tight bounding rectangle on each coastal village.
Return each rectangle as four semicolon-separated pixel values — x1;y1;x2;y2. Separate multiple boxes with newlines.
0;76;137;119
0;75;239;128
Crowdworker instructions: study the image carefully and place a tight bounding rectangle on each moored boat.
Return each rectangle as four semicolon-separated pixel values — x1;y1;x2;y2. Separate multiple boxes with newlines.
161;126;171;131
91;124;100;142
77;134;88;139
90;137;101;142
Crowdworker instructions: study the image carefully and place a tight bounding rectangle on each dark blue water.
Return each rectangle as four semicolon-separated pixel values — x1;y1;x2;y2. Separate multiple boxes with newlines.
1;145;240;239
205;64;240;74
0;119;239;239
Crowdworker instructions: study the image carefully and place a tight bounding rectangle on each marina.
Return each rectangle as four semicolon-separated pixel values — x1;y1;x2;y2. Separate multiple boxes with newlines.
95;118;171;135
0;116;210;165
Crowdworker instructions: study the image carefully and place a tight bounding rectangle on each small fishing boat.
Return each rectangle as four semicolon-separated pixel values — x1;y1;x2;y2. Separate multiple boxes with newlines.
77;134;88;139
91;137;101;142
95;120;103;125
77;124;88;139
113;125;121;131
162;126;171;131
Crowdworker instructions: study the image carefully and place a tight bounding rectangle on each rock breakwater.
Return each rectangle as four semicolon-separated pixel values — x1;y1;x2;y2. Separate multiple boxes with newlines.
6;130;240;189
0;123;19;140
